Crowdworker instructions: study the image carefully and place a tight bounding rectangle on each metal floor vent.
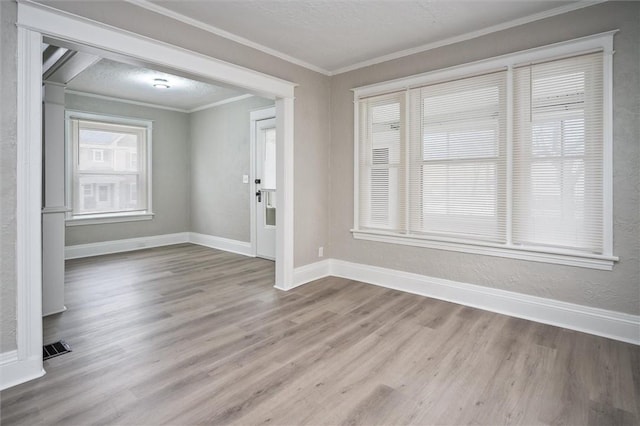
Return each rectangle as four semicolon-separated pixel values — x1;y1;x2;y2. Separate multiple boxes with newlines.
43;340;71;360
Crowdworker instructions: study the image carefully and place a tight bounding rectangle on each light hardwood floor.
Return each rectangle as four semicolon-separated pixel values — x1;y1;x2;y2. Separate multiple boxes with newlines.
1;244;638;425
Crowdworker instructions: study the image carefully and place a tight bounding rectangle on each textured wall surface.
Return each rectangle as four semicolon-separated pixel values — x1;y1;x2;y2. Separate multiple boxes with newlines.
40;0;332;268
190;96;274;241
329;1;640;314
0;1;18;353
64;94;191;245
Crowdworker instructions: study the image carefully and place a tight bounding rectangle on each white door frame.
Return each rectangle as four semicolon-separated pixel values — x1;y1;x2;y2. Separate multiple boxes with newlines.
7;1;296;390
249;107;276;258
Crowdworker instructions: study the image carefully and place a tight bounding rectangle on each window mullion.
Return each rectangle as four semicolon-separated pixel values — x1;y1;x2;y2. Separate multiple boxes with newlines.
506;65;514;246
403;89;410;234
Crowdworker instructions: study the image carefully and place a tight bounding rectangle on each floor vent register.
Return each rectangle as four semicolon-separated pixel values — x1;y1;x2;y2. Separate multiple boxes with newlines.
43;340;72;360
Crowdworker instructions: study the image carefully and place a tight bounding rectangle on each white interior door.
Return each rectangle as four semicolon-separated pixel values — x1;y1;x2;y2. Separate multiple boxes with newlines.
255;118;276;260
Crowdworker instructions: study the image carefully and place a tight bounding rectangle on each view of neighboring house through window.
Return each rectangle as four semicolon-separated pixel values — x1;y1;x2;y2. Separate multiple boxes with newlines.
66;112;152;222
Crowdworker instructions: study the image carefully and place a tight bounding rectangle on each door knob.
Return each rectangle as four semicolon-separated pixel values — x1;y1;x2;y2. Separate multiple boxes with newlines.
256;190;262;202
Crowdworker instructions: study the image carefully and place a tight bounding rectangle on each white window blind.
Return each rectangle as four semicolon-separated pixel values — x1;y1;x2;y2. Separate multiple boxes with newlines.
358;92;405;232
513;52;604;253
408;71;507;242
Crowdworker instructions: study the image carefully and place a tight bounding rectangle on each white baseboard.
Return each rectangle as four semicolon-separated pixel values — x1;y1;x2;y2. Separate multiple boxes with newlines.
0;351;45;391
43;305;67;317
65;232;190;259
188;232;253;257
292;259;640;345
0;350;17;366
291;259;332;289
64;232;254;259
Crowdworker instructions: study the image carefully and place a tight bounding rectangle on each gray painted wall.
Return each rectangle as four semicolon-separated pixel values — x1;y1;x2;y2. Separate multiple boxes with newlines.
41;0;332;268
329;1;640;315
64;94;191;245
0;1;18;353
190;97;274;241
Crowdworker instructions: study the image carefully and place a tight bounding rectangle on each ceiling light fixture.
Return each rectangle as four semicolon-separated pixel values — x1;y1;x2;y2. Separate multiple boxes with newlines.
153;78;170;89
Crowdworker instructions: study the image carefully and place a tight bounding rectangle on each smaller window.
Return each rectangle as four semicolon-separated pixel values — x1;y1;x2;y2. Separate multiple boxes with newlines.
93;149;104;162
66;111;153;225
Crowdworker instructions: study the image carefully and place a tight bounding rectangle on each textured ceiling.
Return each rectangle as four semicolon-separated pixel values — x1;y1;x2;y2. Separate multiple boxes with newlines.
148;0;578;73
66;58;248;111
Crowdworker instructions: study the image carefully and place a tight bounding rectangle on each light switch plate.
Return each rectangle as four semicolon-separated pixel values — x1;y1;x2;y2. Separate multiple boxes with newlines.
242;174;249;184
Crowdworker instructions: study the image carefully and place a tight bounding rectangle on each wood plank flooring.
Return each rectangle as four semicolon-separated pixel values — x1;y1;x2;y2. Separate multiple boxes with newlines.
1;243;638;425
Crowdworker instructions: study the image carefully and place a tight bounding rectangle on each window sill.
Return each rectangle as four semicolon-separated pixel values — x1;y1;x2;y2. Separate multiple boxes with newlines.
351;229;618;271
66;212;154;226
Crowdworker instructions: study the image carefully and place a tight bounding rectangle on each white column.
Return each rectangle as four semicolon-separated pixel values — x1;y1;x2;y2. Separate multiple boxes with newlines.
42;82;66;316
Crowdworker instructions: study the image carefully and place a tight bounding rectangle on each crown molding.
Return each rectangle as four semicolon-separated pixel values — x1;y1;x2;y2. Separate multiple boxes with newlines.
126;0;605;77
188;94;254;113
65;90;190;113
124;0;332;76
332;0;608;75
66;90;257;114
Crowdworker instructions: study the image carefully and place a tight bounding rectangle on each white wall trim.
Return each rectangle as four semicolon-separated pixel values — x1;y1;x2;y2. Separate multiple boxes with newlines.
65;89;190;113
292;259;332;290
65;212;155;227
63;232;256;260
0;355;45;392
123;0;332;76
66;90;256;114
188;94;254;113
188;232;253;257
0;350;18;366
64;233;189;259
274;98;295;290
332;1;608;75
4;26;46;392
291;259;640;345
352;231;617;271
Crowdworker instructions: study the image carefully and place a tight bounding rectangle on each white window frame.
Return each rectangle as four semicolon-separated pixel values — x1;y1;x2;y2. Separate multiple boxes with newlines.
65;111;154;226
352;31;618;270
92;149;104;162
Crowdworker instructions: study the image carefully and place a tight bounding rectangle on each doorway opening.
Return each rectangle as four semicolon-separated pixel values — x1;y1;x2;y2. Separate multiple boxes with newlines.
7;1;296;391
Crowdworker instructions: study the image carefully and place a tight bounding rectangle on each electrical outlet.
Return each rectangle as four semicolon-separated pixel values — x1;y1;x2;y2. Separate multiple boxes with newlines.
318;246;324;257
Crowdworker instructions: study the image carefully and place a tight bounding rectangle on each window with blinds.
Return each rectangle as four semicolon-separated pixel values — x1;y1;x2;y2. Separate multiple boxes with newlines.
66;111;153;223
354;33;615;268
358;93;404;231
409;72;507;242
513;53;603;253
